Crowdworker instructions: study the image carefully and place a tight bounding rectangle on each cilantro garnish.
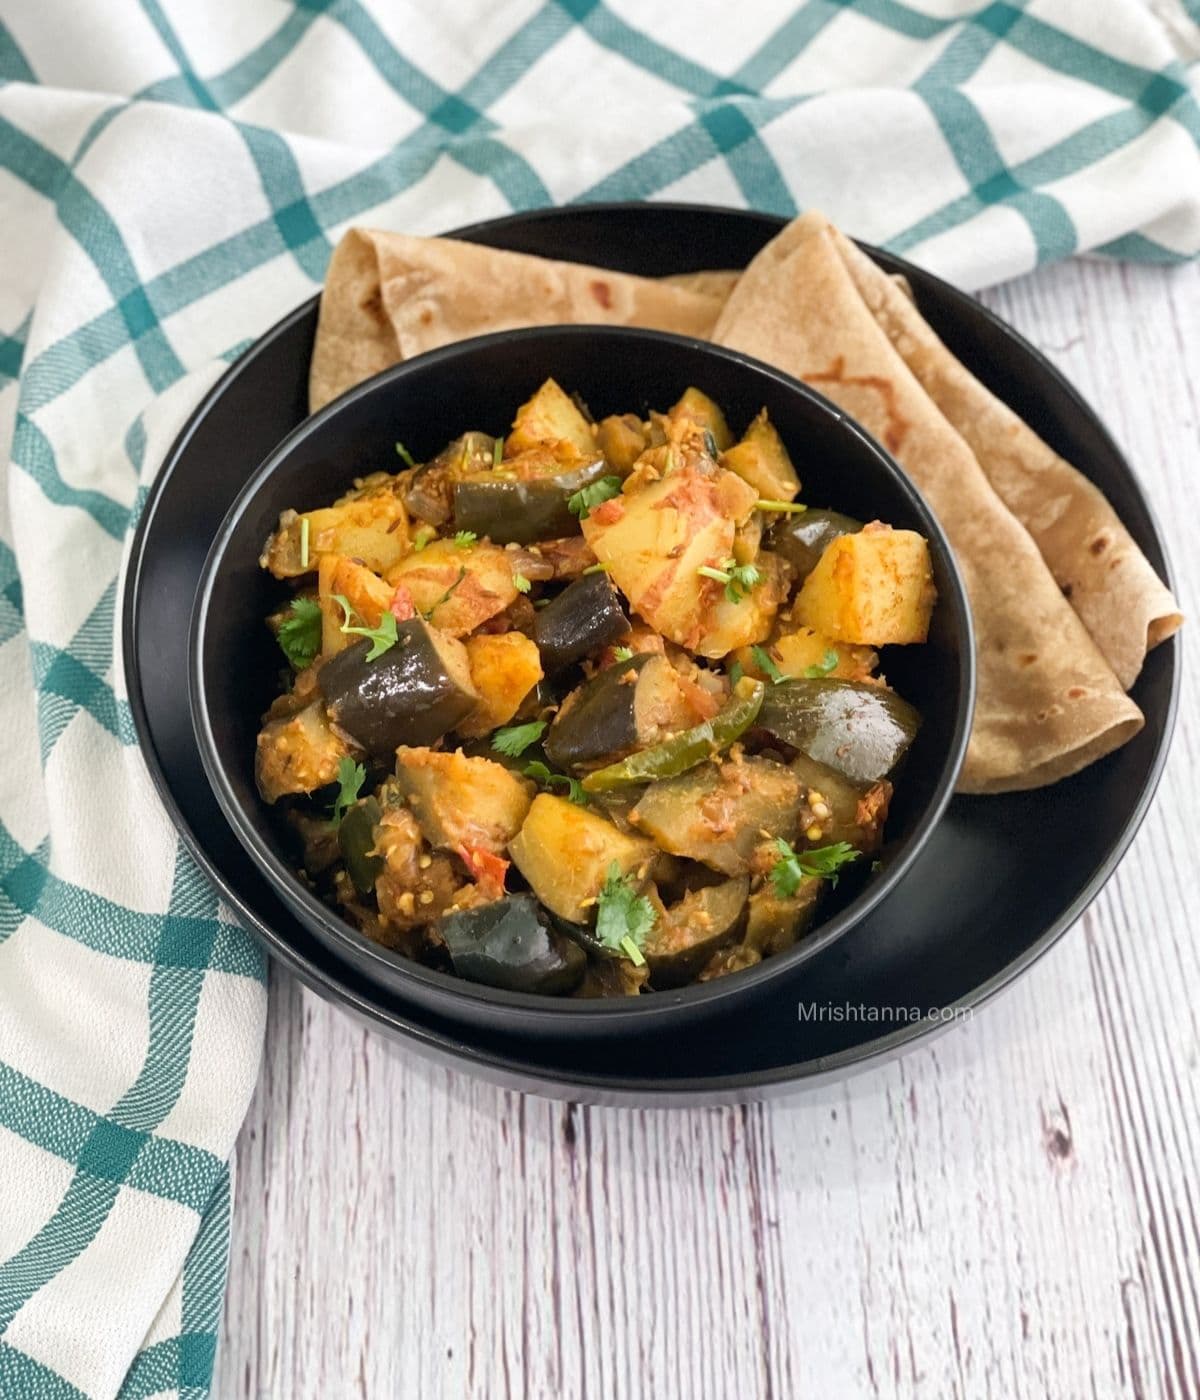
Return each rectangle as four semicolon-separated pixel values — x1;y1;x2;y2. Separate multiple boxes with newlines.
411;526;435;552
750;644;785;685
329;756;366;828
581;561;611;576
769;838;860;898
395;441;416;468
512;572;532;594
697;557;762;604
453;530;477;549
331;594;398;661
612;646;634;662
421;566;468;622
523;760;587;805
803;649;840;678
275;596;321;670
594;861;655;966
491;719;547;758
567;475;622;519
755;499;806;514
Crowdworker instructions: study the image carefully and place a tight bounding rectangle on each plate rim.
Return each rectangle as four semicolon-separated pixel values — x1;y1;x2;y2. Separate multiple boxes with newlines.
121;201;1181;1101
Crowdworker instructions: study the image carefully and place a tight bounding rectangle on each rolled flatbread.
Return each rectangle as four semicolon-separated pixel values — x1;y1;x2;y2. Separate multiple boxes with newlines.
310;229;728;412
824;228;1181;690
712;213;1144;793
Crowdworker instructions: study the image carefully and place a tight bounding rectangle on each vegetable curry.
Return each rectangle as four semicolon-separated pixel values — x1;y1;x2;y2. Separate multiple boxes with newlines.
256;379;935;996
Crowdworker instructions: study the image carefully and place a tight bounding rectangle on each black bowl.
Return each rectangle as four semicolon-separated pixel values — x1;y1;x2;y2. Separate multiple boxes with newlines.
190;325;975;1038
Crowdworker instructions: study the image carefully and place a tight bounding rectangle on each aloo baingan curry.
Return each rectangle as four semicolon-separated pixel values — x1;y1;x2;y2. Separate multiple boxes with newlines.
256;379;935;996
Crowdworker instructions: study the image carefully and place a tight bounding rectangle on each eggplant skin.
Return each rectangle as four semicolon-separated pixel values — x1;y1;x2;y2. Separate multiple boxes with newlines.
338;797;383;894
644;876;750;988
452;458;610;544
756;678;920;784
438;894;586;995
533;572;630;676
318;621;477;760
543;654;653;770
769;508;861;582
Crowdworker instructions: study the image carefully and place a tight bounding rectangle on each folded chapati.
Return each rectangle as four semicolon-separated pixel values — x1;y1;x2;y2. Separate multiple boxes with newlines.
825;229;1181;690
309;229;729;412
712;213;1145;793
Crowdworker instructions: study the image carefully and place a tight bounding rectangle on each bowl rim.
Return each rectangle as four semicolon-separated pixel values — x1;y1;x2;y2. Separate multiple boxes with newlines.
189;322;976;1023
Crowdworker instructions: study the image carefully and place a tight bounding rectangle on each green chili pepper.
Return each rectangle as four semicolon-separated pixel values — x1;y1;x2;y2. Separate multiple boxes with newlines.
580;677;765;793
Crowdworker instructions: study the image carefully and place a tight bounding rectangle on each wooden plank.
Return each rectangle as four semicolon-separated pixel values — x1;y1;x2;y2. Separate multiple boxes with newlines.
216;256;1200;1399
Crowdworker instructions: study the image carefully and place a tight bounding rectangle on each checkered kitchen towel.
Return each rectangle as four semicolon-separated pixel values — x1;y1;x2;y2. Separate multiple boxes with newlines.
2;1;1199;1395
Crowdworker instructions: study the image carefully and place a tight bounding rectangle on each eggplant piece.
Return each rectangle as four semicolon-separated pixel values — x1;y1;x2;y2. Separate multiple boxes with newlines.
581;676;764;792
757;678;920;785
438;894;586;995
338;796;383;895
543;654;696;771
403;432;495;526
630;755;804;876
642;876;749;988
789;752;891;853
533;572;630;676
698;943;763;982
452;457;610;544
255;699;350;803
744;879;822;957
572;956;650;998
394;747;533;855
508;793;659;924
319;620;477;760
769;507;861;582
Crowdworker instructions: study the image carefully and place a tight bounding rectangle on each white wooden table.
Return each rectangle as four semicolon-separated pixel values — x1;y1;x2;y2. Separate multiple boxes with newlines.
217;256;1199;1400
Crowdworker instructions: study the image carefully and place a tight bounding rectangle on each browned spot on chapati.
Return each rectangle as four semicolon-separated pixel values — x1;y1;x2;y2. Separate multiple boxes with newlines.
806;355;910;453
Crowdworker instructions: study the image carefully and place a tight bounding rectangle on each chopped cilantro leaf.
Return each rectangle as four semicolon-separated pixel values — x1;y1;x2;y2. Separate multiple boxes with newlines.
612;646;634;662
275;596;321;670
523;760;587;804
331;594;398;661
491;720;547;757
750;644;785;685
411;526;436;552
803;649;840;678
697;557;761;604
453;530;477;549
329;756;366;828
567;475;622;519
512;571;532;594
395;441;416;468
595;862;656;961
769;838;860;897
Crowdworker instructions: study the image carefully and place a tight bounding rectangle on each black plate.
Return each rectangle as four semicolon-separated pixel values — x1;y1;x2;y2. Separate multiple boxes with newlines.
122;204;1180;1104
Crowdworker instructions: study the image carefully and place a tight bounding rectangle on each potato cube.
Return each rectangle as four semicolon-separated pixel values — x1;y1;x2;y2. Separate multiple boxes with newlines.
507;378;596;457
792;524;935;645
317;554;396;658
458;632;544;738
